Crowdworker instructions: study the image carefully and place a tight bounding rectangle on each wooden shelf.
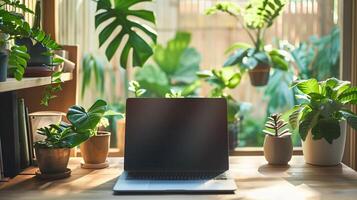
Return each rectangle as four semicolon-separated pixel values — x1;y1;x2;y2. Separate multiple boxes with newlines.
0;73;73;93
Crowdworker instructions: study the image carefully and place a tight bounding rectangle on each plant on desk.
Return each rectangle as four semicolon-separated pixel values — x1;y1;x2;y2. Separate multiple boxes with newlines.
34;100;123;178
263;113;292;165
205;0;289;86
289;78;357;166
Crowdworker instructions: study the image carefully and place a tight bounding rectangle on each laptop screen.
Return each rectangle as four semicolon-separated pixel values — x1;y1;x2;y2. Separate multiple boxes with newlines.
124;98;228;172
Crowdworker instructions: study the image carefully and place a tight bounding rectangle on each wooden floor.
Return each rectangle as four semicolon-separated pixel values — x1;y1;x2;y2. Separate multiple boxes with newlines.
1;156;357;200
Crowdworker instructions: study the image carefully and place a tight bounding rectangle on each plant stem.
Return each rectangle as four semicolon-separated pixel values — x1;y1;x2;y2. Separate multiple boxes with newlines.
225;10;256;45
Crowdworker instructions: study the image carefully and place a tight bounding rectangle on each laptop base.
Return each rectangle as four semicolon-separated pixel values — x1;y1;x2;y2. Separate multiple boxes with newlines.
113;171;237;194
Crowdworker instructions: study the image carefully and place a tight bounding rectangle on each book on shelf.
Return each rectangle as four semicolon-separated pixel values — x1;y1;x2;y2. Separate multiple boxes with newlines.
18;98;31;169
25;107;35;165
0;92;21;178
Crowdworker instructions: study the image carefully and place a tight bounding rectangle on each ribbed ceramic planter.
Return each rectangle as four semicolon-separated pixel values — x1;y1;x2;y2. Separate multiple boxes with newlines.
264;134;293;165
35;147;70;174
302;121;347;166
248;63;271;86
80;131;111;164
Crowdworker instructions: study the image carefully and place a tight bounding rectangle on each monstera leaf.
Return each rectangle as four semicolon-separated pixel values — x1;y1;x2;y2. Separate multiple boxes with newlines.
95;0;157;68
67;99;108;131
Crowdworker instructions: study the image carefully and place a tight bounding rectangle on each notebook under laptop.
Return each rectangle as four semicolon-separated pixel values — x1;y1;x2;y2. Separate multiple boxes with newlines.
113;98;237;194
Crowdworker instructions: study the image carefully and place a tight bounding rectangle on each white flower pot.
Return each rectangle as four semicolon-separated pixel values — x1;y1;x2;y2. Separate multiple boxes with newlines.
302;121;347;166
263;134;293;165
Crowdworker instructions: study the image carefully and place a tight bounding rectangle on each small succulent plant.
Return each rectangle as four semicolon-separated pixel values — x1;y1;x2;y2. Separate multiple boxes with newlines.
264;113;290;137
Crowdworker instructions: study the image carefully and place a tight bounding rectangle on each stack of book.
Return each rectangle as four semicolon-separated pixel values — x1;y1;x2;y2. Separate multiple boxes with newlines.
0;92;35;179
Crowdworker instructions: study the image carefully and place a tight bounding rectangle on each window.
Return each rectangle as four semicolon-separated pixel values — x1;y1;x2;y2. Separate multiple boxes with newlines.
56;0;341;152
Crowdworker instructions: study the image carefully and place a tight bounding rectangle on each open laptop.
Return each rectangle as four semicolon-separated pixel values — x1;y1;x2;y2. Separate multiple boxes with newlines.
113;98;237;194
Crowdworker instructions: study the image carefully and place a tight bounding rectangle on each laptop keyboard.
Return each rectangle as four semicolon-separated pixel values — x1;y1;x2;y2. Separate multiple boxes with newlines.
126;172;227;180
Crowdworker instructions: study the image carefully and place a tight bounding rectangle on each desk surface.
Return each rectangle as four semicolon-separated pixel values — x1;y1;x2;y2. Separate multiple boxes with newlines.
1;156;357;200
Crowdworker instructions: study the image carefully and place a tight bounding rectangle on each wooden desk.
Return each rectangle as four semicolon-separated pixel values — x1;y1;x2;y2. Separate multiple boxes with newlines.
1;156;357;200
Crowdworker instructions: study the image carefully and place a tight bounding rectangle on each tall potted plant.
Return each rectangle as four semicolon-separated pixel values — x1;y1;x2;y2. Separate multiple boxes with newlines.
67;100;123;168
197;67;242;149
205;0;289;86
289;78;357;165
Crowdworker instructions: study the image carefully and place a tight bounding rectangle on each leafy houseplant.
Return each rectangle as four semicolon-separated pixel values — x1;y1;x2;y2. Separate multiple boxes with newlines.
135;32;201;97
0;0;64;105
67;100;123;168
205;0;289;86
34;100;121;175
197;67;242;149
289;78;357;165
263;113;292;165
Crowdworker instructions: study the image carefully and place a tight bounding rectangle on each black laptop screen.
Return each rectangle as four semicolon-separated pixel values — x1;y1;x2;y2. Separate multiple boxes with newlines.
124;98;228;172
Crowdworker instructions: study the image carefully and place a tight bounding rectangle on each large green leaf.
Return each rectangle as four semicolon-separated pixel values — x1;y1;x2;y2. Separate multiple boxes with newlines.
338;87;357;104
153;32;191;75
172;48;201;83
299;109;319;141
340;110;357;130
291;79;320;95
67;99;108;131
311;118;340;144
7;45;30;81
95;0;157;68
135;64;170;97
81;54;106;98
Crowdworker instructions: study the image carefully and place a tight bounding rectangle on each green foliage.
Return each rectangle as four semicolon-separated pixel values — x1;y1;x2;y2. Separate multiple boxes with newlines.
206;0;287;73
34;122;89;149
223;43;289;71
244;0;286;29
0;1;62;81
263;113;289;137
135;32;201;97
41;71;63;106
165;89;184;98
291;27;340;80
7;45;29;80
197;67;242;123
288;78;357;144
67;99;108;134
128;81;146;97
35;100;123;149
95;0;157;68
81;53;107;98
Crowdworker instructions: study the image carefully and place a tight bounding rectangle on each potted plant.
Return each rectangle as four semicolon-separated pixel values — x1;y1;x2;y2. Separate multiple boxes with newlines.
205;0;289;86
34;122;90;178
289;78;357;165
15;0;53;66
263;113;292;165
34;100;121;177
197;67;243;149
66;100;123;168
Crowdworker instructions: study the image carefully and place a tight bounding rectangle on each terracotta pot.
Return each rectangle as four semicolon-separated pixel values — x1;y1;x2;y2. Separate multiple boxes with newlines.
35;147;70;174
302;121;346;166
248;63;271;86
80;131;111;164
264;134;293;165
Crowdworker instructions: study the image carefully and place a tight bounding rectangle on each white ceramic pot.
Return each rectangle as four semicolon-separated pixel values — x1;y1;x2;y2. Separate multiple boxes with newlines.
263;134;293;165
302;120;347;166
29;111;65;142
